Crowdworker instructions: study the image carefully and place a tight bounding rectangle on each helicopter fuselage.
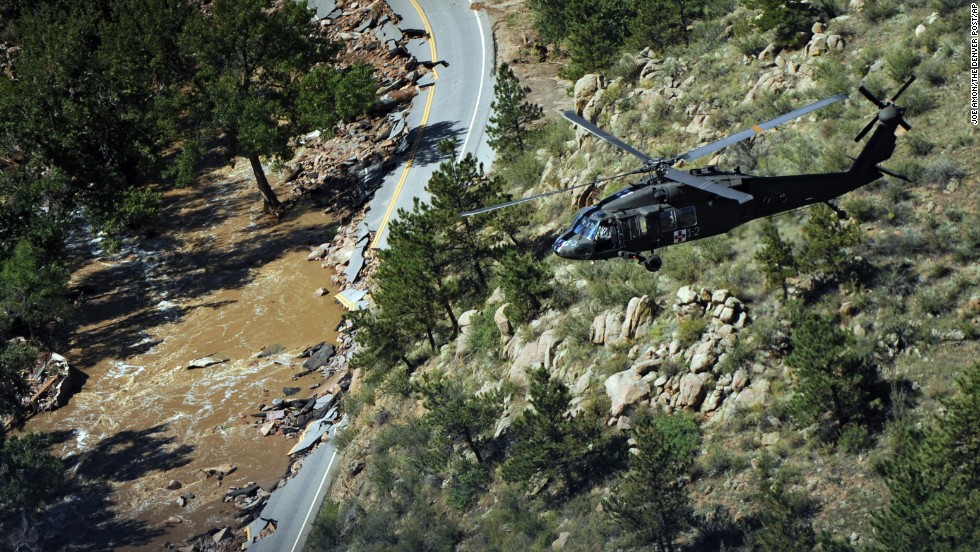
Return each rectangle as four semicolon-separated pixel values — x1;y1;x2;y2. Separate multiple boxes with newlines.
552;119;900;267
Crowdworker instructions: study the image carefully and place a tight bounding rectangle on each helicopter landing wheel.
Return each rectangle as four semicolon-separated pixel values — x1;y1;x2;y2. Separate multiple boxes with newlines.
643;255;662;272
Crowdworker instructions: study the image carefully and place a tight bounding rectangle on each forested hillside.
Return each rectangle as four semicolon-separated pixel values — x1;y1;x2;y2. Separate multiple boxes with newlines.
313;0;978;550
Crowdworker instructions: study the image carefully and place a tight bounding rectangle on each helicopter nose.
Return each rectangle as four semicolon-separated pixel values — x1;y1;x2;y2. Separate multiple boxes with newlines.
553;235;591;259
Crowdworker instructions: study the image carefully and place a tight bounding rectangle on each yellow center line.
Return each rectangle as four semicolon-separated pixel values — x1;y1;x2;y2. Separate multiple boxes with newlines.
369;0;439;249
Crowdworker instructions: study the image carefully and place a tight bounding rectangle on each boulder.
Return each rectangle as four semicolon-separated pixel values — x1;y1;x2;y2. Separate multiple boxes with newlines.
690;339;718;373
494;304;513;337
574;74;603;114
679;373;706;408
732;368;749;391
711;289;730;304
621;295;655;340
307;244;330;261
458;309;478;331
552;532;571;550
187;355;229;369
735;379;770;409
700;389;723;412
166;480;183;490
605;368;651;416
589;314;607;344
676;285;699;305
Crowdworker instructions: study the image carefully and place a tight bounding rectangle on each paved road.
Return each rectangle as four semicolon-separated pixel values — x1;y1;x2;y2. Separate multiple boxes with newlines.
246;2;496;550
365;0;496;249
244;419;345;552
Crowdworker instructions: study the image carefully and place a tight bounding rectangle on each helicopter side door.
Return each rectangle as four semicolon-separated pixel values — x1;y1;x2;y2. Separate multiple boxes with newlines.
659;206;699;245
617;215;650;251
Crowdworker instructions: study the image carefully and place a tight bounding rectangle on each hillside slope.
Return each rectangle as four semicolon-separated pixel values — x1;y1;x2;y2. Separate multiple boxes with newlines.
311;1;978;550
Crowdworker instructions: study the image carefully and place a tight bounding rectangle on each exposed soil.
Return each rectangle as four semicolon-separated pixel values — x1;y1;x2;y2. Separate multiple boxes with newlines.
482;0;571;117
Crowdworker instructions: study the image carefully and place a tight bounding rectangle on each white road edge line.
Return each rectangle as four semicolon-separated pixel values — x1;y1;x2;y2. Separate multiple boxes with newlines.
290;448;339;552
459;5;489;161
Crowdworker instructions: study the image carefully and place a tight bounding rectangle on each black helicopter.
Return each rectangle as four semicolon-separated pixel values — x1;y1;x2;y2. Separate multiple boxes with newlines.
464;77;915;272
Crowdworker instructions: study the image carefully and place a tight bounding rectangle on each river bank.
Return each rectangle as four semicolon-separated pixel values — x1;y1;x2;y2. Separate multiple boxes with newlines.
19;1;428;548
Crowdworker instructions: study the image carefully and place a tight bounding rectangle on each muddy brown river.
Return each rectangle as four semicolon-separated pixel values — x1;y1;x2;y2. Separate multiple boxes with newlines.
25;163;345;550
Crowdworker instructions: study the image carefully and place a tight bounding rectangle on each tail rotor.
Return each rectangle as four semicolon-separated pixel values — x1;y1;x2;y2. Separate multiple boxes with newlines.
854;76;915;142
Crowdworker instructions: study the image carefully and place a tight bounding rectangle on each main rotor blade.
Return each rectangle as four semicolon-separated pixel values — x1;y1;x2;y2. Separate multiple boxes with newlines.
859;86;887;108
561;110;654;163
461;182;595;217
890;75;916;102
664;167;753;204
461;168;649;217
677;93;849;163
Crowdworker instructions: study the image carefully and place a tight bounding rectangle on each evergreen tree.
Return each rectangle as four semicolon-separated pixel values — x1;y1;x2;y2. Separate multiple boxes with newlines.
0;433;66;511
749;0;818;47
746;455;817;551
0;0;190;231
373;208;451;351
180;0;375;211
872;363;980;551
787;311;884;443
605;414;700;551
425;140;510;291
0;240;70;338
415;373;503;464
526;0;572;44
501;367;622;494
754;219;797;298
0;342;35;431
800;204;863;281
487;64;544;160
498;251;552;325
562;0;632;80
627;0;694;53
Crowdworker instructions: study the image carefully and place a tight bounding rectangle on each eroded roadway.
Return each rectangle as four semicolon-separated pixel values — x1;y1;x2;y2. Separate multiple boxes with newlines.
244;1;495;550
364;0;496;249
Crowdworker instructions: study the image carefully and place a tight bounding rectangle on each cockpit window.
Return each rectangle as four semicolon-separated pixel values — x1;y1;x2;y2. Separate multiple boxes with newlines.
580;219;599;239
571;210;589;234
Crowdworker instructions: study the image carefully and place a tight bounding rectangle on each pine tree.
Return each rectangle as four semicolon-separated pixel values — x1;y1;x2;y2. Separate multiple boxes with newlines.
497;251;552;325
750;0;818;48
755;219;797;298
181;0;375;212
0;240;70;338
425;139;510;291
872;363;980;551
0;433;66;511
800;204;863;281
487;64;544;160
415;373;504;464
501;367;621;494
746;455;817;552
605;414;700;551
627;0;694;53
526;0;572;44
786;311;884;443
562;0;632;80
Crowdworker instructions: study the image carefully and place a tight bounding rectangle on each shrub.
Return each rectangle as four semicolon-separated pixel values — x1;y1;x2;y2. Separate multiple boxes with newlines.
884;48;919;82
677;316;707;348
923;157;966;188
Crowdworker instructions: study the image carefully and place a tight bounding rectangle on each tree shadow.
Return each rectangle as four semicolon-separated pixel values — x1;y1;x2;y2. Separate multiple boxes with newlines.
26;424;194;550
69;423;194;482
35;479;167;551
409;120;466;165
